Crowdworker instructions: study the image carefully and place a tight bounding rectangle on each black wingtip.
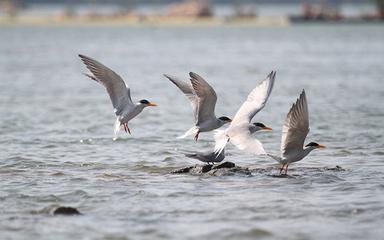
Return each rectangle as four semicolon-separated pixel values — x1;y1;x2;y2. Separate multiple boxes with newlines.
301;89;306;97
267;70;276;79
78;54;88;63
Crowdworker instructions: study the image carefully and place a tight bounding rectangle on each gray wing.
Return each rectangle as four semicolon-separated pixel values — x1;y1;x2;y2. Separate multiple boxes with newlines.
231;71;275;125
281;90;309;157
189;72;217;124
164;74;198;122
79;54;133;116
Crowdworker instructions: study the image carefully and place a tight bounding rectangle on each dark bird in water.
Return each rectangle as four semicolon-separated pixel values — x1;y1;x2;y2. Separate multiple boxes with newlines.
185;149;225;165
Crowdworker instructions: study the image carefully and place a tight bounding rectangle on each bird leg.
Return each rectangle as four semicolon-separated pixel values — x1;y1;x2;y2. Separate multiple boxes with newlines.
123;123;131;135
280;164;288;175
284;164;289;174
194;131;200;141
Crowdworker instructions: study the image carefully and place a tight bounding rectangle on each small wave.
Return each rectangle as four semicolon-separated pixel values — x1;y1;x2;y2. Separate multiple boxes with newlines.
372;151;384;156
208;228;272;239
51;171;65;176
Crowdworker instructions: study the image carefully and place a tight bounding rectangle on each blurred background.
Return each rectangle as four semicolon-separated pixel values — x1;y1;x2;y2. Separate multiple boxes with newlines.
1;1;384;240
0;0;383;25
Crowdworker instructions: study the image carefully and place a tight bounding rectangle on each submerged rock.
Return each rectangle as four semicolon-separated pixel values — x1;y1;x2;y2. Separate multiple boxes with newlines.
171;161;251;176
53;206;81;215
172;163;345;177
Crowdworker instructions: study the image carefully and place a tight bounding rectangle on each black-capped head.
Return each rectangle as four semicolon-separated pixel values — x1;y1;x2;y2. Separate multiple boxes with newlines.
218;116;232;122
253;122;272;131
305;142;326;149
139;99;157;106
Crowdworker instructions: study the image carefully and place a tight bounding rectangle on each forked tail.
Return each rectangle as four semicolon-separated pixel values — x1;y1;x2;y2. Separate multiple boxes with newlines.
266;154;283;163
177;126;199;139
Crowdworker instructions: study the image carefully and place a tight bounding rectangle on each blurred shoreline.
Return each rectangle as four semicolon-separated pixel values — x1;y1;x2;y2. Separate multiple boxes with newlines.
0;15;291;27
0;1;381;27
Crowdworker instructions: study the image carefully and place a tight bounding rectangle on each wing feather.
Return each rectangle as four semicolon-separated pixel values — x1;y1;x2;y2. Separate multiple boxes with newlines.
79;54;133;115
189;72;217;124
164;74;198;122
231;71;275;125
228;124;266;155
280;90;309;157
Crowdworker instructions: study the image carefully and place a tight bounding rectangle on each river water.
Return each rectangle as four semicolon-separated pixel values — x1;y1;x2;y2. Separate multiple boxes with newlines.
0;24;383;239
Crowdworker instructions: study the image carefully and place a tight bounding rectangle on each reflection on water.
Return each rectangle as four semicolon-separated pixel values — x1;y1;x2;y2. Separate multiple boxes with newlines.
0;25;383;239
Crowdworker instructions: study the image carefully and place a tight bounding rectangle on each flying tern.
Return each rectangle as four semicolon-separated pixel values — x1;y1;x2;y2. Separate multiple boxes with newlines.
79;54;157;137
164;72;232;141
214;71;275;155
268;90;325;174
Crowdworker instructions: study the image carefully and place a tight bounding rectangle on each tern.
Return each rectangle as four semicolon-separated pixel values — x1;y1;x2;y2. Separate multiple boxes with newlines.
184;149;225;165
214;71;275;155
164;72;232;141
79;54;157;137
268;90;325;174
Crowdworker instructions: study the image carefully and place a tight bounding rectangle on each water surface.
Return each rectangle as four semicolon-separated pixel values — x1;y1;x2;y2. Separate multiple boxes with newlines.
0;25;383;239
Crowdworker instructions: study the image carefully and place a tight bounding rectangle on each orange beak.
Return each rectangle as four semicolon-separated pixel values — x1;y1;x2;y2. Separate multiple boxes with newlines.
148;102;157;107
263;126;273;131
317;144;326;149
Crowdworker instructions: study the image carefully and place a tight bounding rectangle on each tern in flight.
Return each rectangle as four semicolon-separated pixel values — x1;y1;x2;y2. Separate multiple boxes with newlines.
214;71;276;155
79;54;157;137
164;72;232;141
268;90;325;174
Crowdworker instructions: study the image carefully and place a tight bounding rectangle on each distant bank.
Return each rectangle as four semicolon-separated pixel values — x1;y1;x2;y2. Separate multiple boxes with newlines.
0;15;291;27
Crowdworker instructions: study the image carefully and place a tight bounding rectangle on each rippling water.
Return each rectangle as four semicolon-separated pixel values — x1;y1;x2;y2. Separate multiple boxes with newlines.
1;24;383;239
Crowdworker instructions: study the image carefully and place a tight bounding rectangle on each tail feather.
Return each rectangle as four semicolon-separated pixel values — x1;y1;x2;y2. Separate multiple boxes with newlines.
113;117;121;138
214;129;229;155
267;154;283;163
177;126;199;139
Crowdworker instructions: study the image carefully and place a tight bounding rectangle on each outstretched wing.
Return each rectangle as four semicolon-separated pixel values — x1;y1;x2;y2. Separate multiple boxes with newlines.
214;125;266;156
228;124;266;155
189;72;218;124
79;54;133;115
231;71;275;125
164;74;198;122
281;90;310;157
